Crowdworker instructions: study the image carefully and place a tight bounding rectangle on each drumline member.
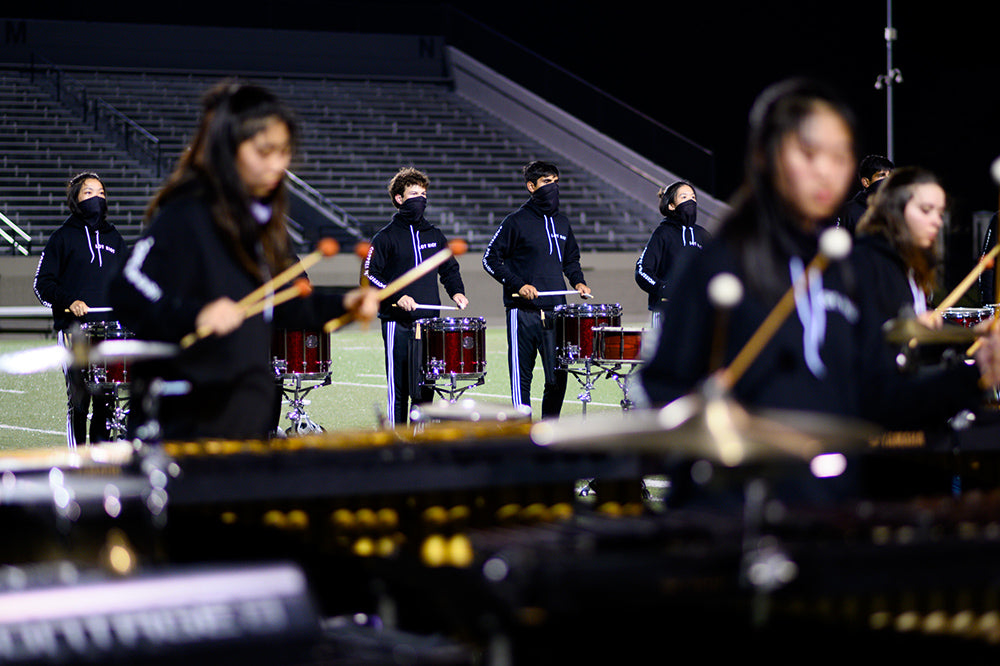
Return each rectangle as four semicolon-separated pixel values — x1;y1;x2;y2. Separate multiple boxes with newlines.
852;166;946;331
637;78;1000;432
109;81;378;441
363;167;468;426
634;180;712;328
34;171;129;448
482;160;591;419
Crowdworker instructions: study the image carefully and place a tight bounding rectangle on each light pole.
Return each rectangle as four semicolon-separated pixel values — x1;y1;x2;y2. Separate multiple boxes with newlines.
874;0;902;161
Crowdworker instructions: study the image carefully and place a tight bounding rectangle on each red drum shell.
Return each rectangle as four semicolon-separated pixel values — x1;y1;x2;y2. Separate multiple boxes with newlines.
593;326;644;361
941;307;991;328
553;303;622;363
271;329;331;376
79;321;131;385
422;317;487;379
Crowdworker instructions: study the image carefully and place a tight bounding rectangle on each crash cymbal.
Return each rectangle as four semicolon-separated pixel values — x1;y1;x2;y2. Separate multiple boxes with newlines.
882;317;979;346
0;344;71;374
532;391;878;467
0;340;179;375
89;339;179;363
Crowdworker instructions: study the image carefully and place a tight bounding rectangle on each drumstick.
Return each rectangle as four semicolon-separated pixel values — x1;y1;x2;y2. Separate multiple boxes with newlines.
512;290;594;299
934;243;1000;313
392;303;461;310
324;246;455;333
179;278;312;349
718;228;851;391
64;306;114;313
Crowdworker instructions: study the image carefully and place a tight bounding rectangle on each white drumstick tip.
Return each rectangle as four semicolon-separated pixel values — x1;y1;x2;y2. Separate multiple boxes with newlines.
819;226;852;261
708;272;743;309
991;155;1000;186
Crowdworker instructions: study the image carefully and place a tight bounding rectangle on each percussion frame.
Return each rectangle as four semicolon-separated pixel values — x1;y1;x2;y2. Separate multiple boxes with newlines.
275;371;331;436
423;373;485;404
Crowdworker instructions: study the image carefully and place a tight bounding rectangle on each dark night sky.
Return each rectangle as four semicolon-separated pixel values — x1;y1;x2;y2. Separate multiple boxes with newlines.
11;1;1000;221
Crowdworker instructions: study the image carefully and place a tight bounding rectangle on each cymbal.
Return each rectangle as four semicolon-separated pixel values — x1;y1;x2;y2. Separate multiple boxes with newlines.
532;392;879;467
882;317;978;346
89;339;179;363
0;340;179;375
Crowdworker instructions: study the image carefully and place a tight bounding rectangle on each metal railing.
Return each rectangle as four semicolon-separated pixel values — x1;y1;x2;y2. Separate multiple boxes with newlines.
29;54;168;177
0;211;32;256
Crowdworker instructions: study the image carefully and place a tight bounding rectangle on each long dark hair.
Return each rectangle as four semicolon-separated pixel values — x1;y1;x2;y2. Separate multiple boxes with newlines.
147;81;299;279
856;166;942;294
723;78;857;304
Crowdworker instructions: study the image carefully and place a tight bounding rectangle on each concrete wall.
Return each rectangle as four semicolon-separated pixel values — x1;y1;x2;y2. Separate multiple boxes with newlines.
0;251;652;328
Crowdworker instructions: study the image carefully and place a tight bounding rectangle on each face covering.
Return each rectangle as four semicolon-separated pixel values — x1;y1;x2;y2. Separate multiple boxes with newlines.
398;195;427;223
671;199;697;226
531;182;560;214
77;196;107;228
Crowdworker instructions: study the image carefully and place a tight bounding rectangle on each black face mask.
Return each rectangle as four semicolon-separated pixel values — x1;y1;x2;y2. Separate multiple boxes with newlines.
671;199;697;226
530;182;560;214
397;196;427;223
77;196;107;228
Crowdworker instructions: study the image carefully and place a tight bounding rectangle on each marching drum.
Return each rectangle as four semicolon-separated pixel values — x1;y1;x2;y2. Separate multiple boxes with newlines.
79;321;132;386
421;317;487;381
941;307;992;328
553;303;622;364
593;326;645;363
271;329;331;379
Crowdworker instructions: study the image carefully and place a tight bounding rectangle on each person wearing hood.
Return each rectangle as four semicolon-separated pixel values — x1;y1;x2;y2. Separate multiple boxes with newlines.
634;180;711;328
483;160;591;419
33;171;130;448
838;154;894;234
364;167;468;426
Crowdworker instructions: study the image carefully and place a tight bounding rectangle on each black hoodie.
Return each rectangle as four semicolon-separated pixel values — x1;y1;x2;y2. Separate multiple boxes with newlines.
364;211;465;323
482;198;586;310
639;226;981;431
34;212;129;331
634;216;711;311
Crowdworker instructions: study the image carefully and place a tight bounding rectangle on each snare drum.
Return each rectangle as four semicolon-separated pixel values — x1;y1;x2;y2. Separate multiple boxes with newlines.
941;307;991;328
271;329;331;378
593;326;644;362
421;317;487;380
553;303;622;363
79;321;132;386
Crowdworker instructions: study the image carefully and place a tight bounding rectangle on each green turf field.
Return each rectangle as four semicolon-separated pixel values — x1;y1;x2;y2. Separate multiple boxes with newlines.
0;327;635;451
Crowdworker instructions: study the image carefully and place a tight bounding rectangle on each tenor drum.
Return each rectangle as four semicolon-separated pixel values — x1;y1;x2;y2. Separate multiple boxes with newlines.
79;321;131;386
271;329;331;378
553;303;622;364
593;326;644;362
421;317;487;380
941;307;991;328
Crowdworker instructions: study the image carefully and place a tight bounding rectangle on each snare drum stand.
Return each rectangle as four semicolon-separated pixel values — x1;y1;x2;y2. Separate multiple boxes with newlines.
425;372;485;404
563;358;599;416
595;360;642;411
277;371;331;436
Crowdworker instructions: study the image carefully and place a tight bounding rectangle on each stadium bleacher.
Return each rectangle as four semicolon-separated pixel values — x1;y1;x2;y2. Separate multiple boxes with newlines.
1;67;657;254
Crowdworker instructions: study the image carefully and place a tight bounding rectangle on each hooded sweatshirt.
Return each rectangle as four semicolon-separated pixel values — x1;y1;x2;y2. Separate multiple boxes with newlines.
482;198;586;311
34;209;129;331
634;214;711;311
364;211;465;323
639;225;981;432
